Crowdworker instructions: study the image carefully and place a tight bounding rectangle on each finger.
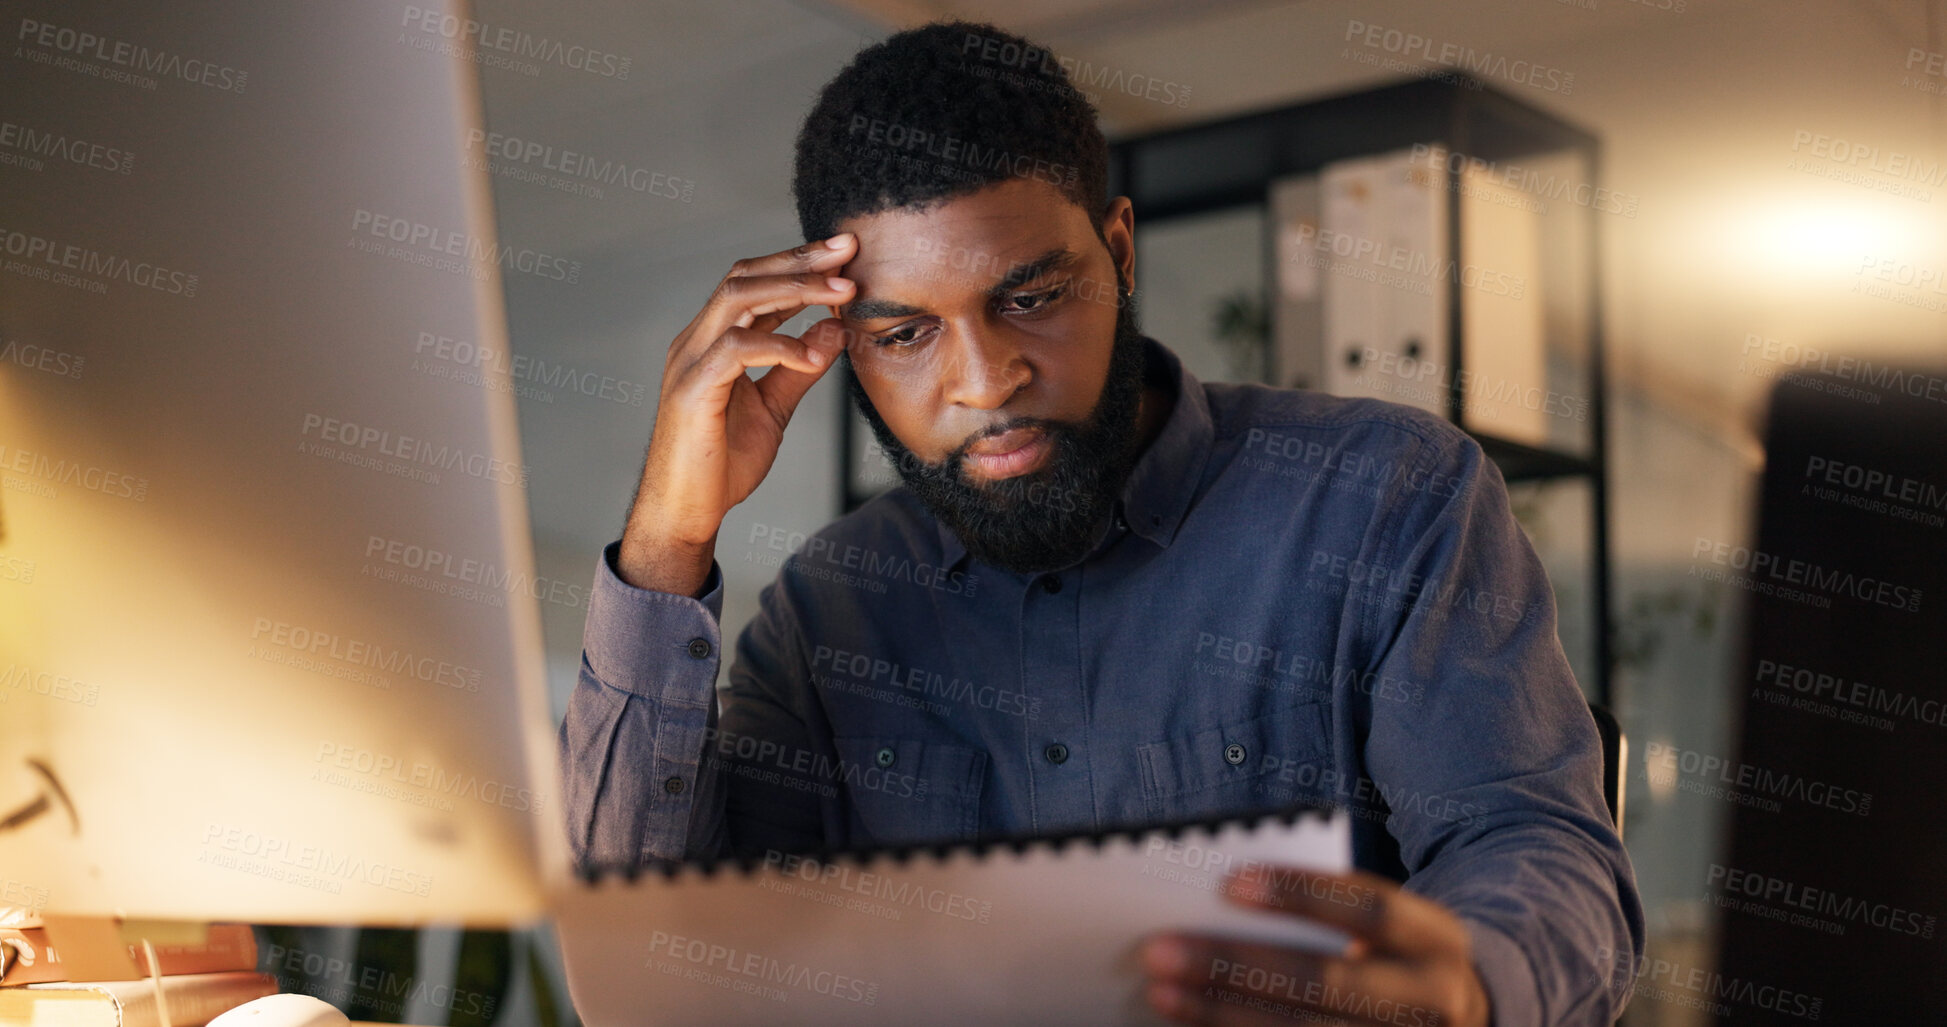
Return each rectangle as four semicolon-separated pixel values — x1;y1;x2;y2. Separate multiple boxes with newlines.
680;324;832;405
701;270;855;340
748;291;848;339
724;233;856;282
748;319;852;422
1139;933;1375;1000
1144;978;1351;1027
1139;934;1438;1027
1221;866;1466;960
748;305;802;338
718;235;857;337
708;238;844;335
668;236;855;370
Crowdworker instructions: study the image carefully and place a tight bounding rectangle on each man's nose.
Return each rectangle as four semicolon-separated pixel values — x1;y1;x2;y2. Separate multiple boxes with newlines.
939;325;1031;410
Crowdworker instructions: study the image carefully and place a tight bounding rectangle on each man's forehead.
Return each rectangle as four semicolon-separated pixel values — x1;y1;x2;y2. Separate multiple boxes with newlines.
842;198;1069;270
839;240;1083;322
841;175;1075;247
846;178;1082;246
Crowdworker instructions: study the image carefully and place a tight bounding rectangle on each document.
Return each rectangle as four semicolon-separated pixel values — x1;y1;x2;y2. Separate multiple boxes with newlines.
551;805;1351;1026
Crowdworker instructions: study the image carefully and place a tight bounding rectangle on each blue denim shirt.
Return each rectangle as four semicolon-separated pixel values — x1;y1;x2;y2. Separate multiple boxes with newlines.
560;335;1644;1026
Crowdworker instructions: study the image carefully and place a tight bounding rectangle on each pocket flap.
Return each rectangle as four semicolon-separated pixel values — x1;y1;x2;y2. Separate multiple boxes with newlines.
1138;701;1332;800
831;736;987;844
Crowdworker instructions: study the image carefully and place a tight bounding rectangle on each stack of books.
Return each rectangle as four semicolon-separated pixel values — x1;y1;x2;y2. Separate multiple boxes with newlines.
0;907;278;1026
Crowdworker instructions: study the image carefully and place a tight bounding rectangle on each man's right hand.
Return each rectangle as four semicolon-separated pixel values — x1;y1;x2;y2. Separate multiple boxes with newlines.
616;233;860;597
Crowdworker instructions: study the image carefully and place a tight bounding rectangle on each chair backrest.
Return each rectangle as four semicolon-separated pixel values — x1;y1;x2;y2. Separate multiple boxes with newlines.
1587;702;1625;835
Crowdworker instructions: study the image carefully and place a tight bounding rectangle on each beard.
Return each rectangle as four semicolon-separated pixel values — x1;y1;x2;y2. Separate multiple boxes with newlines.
843;271;1151;576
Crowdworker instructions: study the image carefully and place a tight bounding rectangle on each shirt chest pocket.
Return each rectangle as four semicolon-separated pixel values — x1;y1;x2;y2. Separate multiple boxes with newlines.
831;736;988;847
1136;700;1333;822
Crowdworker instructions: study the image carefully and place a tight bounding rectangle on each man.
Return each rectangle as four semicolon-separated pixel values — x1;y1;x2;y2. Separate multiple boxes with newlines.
559;19;1643;1026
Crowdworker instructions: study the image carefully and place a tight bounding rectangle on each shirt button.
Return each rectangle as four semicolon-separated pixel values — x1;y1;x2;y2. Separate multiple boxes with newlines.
1040;574;1062;594
1045;742;1069;764
875;746;896;768
1223;743;1247;766
686;637;712;659
663;776;686;795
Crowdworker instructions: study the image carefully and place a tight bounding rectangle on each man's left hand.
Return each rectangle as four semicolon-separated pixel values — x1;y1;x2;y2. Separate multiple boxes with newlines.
1137;866;1491;1026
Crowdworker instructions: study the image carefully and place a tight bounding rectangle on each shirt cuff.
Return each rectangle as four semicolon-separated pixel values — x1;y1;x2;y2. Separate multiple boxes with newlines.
1463;916;1542;1027
581;539;725;703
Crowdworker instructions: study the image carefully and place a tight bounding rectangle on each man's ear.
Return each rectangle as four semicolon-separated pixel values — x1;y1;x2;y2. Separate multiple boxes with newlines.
1100;195;1136;285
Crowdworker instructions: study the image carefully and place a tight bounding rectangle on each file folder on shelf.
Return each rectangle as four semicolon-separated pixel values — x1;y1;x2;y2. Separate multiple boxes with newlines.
1274;145;1551;447
1322;149;1449;418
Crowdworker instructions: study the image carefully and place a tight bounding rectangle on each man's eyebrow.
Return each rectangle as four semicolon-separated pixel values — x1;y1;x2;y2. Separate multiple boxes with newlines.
992;247;1082;292
841;247;1082;322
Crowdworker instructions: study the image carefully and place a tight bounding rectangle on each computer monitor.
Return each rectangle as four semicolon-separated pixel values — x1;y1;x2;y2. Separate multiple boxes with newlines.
0;0;564;927
1712;360;1947;1020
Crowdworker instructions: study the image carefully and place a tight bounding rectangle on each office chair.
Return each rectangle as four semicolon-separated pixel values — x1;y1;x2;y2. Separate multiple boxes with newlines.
1587;702;1625;835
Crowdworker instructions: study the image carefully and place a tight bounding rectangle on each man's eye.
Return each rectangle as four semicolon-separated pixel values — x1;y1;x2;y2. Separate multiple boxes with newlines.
871;284;1067;348
874;324;931;348
1006;284;1067;313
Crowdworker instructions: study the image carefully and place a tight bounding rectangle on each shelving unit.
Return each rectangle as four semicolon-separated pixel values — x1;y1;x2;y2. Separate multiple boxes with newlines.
1106;73;1612;707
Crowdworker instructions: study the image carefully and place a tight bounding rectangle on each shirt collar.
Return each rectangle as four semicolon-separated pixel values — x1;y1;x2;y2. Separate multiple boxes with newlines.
932;334;1211;573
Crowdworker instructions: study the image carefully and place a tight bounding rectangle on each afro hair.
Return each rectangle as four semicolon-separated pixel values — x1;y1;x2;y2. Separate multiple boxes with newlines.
792;19;1110;247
